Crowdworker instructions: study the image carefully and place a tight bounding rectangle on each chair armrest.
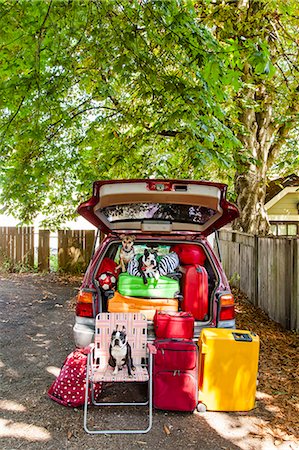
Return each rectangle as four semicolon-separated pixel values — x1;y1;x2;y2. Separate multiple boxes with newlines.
147;343;157;354
83;343;95;354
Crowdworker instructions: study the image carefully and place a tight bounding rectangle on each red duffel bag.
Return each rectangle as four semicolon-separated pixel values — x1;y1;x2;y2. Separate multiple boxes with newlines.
153;310;194;339
48;348;102;407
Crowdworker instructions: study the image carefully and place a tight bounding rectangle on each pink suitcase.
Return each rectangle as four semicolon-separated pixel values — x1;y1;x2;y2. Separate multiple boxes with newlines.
153;311;194;339
153;339;198;412
181;265;209;320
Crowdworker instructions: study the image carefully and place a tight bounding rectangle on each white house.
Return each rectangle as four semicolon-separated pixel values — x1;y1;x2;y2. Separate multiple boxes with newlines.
265;174;299;236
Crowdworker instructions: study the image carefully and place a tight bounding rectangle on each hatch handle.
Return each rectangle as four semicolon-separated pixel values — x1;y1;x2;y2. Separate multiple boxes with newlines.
174;184;188;192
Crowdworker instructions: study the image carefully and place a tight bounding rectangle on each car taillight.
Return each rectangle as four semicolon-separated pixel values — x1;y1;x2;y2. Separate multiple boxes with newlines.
219;294;235;321
76;290;93;318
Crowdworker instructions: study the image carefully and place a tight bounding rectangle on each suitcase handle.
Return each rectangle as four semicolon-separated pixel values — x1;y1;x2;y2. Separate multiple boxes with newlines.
232;332;252;342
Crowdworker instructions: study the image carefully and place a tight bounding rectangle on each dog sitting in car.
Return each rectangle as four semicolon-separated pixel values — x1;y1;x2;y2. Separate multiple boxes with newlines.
127;248;179;284
116;234;136;273
138;248;160;284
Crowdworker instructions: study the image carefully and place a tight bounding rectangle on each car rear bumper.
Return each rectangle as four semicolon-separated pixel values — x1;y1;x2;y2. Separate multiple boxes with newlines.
217;319;236;329
73;316;95;348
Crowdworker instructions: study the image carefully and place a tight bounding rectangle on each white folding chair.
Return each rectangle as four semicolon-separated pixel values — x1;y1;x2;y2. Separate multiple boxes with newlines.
84;312;155;434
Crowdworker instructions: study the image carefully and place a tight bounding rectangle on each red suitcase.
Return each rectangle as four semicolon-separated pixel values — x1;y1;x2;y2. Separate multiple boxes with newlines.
153;311;194;339
181;265;209;320
153;339;198;412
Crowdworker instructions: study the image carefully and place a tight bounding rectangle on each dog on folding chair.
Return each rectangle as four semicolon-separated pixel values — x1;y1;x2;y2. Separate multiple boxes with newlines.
108;325;135;377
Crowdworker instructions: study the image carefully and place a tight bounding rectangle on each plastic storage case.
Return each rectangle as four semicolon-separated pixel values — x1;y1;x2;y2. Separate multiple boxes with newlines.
117;273;180;299
198;328;259;411
108;291;178;320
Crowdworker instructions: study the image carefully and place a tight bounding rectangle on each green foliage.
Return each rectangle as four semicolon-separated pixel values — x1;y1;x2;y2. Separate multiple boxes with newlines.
0;0;241;225
0;250;35;273
0;0;298;230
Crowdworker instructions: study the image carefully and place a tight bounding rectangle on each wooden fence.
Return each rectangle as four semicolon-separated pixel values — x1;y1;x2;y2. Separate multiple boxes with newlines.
0;226;34;269
1;226;298;330
57;229;95;273
216;230;299;332
0;227;95;274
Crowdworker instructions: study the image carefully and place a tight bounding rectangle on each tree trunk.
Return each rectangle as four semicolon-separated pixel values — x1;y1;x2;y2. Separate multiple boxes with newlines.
233;87;273;235
234;169;270;235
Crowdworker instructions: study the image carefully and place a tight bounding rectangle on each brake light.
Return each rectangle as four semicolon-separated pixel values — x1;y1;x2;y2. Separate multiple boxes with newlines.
147;181;172;191
76;290;93;318
219;294;235;321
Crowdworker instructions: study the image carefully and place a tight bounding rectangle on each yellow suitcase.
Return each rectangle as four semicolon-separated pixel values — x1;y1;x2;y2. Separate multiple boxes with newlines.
198;328;259;411
108;291;178;320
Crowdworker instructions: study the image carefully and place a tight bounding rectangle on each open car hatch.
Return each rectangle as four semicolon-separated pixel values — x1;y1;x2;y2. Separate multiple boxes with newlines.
78;179;239;236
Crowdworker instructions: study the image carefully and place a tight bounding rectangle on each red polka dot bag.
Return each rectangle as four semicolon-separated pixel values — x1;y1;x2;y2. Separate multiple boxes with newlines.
48;348;102;407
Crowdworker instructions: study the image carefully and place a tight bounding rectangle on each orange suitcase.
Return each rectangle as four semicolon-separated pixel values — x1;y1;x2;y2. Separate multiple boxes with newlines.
108;291;178;320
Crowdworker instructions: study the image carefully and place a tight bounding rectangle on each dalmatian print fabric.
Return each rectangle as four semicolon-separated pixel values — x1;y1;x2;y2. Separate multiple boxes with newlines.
48;349;102;407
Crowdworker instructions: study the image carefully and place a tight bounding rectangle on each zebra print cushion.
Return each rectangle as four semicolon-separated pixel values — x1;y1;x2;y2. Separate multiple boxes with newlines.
127;252;179;278
159;252;179;276
127;256;142;277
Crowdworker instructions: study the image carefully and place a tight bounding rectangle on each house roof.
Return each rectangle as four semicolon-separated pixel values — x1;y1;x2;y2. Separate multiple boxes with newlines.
266;174;299;203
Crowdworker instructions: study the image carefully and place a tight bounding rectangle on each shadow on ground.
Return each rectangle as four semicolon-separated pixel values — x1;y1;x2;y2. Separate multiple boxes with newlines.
0;274;297;450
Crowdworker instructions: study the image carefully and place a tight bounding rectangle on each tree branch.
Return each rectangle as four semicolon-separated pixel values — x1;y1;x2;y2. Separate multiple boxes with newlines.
0;95;26;143
157;130;180;137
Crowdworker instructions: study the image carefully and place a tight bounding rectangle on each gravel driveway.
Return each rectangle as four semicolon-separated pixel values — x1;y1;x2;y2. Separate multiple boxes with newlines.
0;273;297;450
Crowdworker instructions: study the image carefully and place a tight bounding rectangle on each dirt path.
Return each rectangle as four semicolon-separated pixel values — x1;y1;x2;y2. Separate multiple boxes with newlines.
0;273;298;450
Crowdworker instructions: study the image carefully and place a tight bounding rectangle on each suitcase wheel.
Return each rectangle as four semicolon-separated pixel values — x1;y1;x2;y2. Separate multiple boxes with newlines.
196;402;207;413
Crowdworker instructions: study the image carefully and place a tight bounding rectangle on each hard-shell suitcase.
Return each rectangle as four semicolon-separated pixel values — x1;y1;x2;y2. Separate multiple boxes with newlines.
181;265;209;320
153;339;198;411
153;311;194;339
117;273;180;299
170;243;206;265
108;291;178;320
198;328;260;411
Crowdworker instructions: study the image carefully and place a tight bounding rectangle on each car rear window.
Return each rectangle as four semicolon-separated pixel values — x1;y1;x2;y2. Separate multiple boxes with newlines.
99;203;216;225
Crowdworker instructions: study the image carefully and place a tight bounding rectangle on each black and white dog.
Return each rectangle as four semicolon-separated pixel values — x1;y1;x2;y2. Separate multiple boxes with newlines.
138;248;160;284
108;325;135;377
127;248;180;284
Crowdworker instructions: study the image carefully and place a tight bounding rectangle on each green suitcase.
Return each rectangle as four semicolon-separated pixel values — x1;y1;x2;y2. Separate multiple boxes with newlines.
117;273;180;299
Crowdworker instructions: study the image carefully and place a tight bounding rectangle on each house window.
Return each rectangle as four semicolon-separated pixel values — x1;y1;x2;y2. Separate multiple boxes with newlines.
270;222;299;236
287;224;297;236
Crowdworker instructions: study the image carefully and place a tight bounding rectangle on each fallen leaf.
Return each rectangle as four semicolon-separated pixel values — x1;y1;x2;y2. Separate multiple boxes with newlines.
163;424;171;435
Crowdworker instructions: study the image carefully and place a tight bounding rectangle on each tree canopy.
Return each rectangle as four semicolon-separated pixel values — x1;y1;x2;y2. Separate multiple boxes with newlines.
0;0;298;233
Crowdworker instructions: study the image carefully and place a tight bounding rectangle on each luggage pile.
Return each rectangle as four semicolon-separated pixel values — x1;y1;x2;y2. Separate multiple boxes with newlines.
93;243;260;413
152;312;259;413
108;273;180;319
153;311;198;412
100;243;209;321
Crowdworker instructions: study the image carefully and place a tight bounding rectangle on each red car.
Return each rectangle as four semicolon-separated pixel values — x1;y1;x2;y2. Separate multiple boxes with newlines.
73;179;239;347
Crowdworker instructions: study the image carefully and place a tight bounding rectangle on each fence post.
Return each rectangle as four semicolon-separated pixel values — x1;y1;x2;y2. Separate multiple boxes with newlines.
58;230;68;272
253;235;259;306
84;230;95;263
38;230;50;272
290;239;298;331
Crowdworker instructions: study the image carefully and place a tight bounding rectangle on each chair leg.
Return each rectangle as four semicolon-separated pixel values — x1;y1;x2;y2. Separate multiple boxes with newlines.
84;354;153;434
83;353;92;434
